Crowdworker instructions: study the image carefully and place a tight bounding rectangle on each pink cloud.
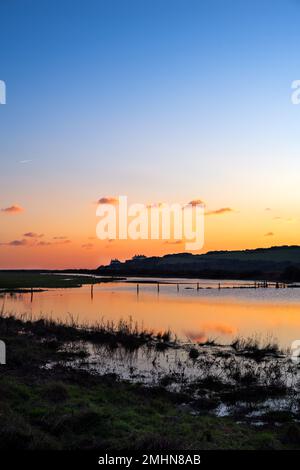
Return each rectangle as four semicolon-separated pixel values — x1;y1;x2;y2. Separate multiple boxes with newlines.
97;197;119;205
1;204;24;214
205;207;234;216
188;199;205;207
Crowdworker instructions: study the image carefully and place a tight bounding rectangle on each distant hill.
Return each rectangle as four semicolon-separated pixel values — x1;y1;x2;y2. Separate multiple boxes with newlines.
96;246;300;281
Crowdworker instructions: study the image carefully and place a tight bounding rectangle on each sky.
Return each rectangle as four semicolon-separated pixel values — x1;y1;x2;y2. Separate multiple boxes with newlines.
1;0;300;269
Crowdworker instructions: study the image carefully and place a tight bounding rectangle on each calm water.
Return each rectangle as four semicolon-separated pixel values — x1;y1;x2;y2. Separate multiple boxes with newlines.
2;278;300;347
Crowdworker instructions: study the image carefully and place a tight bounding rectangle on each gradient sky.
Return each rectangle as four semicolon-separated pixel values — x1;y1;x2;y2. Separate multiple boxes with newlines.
1;0;300;268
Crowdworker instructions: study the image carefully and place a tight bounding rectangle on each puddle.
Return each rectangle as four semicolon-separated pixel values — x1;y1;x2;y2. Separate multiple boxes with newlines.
44;340;300;422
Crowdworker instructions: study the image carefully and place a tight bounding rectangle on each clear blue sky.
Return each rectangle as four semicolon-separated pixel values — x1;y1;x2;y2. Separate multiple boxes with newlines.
1;0;300;267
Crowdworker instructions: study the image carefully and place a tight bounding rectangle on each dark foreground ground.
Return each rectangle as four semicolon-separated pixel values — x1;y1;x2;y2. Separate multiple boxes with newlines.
1;313;300;450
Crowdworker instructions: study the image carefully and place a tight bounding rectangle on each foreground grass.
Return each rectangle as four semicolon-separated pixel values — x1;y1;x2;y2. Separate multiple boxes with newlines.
1;313;300;450
2;370;295;451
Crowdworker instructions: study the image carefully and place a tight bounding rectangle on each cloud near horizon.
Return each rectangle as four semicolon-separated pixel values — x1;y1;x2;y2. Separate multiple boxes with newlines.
97;197;119;205
82;243;94;249
164;240;182;245
264;232;274;237
205;207;234;216
188;199;205;207
0;236;71;248
24;232;44;238
36;239;71;247
34;239;71;247
0;239;27;247
1;204;24;214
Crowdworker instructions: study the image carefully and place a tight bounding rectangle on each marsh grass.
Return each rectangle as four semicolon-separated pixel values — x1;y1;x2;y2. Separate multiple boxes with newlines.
0;310;175;352
230;334;281;361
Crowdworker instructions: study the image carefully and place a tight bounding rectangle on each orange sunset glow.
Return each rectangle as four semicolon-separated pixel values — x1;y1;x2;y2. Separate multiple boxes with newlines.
0;196;299;269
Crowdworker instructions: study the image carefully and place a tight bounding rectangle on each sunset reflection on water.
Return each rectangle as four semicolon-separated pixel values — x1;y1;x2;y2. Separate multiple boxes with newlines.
2;280;300;347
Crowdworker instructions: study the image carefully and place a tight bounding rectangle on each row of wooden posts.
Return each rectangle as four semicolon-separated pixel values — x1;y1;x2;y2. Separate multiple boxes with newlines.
134;280;287;294
86;280;288;299
27;279;288;303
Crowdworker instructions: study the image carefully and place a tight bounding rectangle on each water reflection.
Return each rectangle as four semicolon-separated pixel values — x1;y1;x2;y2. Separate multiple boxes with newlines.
2;279;300;347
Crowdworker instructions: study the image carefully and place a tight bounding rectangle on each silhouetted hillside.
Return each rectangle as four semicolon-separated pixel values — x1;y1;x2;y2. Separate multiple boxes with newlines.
96;246;300;281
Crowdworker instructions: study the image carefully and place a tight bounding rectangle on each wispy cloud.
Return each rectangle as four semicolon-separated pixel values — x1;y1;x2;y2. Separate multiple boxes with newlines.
36;239;71;247
1;204;24;214
0;239;27;247
205;207;234;216
188;199;205;207
24;232;44;238
37;239;71;247
54;239;71;245
264;232;274;237
0;234;71;248
8;239;27;246
82;243;94;249
53;236;68;240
